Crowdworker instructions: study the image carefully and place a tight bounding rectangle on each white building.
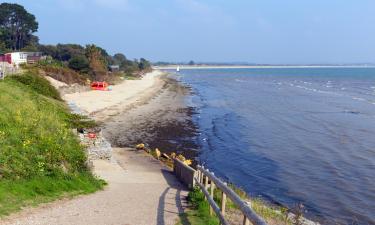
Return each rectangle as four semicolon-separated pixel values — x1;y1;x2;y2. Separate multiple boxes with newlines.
7;52;28;67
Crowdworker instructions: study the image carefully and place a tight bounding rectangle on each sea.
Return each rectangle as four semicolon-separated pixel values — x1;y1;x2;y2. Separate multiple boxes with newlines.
173;67;375;225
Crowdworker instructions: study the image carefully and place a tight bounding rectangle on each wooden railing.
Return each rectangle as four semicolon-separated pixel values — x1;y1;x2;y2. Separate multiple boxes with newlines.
173;158;196;189
173;160;268;225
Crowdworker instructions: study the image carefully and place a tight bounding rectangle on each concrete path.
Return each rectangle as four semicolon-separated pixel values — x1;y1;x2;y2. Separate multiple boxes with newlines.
1;148;189;225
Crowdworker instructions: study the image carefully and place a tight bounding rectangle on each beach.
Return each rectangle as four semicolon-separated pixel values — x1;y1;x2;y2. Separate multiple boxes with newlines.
64;70;163;118
64;70;198;157
0;70;195;225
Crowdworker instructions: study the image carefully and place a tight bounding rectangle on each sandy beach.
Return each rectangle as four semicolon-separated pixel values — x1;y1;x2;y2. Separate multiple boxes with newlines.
64;70;164;119
63;69;198;157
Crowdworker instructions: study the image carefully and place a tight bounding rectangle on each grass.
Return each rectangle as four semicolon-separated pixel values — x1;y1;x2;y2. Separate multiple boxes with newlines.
0;173;105;216
0;72;105;216
177;187;220;225
8;72;62;100
213;184;291;225
178;183;292;225
123;74;140;80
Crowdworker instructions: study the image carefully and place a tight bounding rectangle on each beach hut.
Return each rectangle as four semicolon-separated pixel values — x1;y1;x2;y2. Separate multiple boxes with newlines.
109;65;120;72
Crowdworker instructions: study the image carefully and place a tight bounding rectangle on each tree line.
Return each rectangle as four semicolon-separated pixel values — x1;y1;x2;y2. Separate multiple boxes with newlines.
0;3;151;78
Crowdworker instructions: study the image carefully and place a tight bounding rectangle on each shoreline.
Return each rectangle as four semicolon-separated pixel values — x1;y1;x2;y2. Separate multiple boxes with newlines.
58;69;320;225
154;65;375;70
63;70;199;158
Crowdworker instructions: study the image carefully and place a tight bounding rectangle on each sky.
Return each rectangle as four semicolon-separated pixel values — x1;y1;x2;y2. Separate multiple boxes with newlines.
4;0;375;64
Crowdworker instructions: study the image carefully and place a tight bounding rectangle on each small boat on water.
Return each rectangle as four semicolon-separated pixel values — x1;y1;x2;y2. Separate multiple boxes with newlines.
176;66;180;72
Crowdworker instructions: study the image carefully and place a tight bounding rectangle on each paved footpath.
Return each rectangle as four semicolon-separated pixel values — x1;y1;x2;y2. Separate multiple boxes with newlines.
1;148;188;225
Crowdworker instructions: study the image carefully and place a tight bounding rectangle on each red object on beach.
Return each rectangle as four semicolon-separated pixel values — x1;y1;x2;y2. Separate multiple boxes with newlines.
88;133;97;139
91;81;109;91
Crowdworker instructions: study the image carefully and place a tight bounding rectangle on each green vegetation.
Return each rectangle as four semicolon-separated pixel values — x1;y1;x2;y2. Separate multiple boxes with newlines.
0;73;105;216
212;184;291;225
177;187;220;225
1;2;152;81
0;174;104;216
179;184;292;225
8;72;62;100
0;3;38;51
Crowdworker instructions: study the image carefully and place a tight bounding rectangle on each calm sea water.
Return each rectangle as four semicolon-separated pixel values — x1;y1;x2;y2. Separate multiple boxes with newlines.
176;68;375;225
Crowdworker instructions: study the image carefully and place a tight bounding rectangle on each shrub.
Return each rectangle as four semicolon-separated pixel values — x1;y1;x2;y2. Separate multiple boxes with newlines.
68;55;90;73
8;72;62;100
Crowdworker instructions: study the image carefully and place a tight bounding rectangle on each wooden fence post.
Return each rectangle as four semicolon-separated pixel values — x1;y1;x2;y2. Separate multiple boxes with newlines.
243;216;250;225
196;166;268;225
204;175;209;200
210;181;215;216
221;191;227;215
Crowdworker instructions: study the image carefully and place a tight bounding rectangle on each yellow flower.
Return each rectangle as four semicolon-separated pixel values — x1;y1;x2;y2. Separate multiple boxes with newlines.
22;139;31;147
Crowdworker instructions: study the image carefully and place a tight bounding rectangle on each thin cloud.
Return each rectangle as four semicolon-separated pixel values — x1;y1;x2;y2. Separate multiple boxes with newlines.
54;0;130;12
94;0;129;11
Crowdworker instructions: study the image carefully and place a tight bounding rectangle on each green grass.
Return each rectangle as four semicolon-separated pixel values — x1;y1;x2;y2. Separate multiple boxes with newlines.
178;184;292;225
8;72;62;100
0;174;105;216
177;187;219;225
213;184;291;225
123;75;139;80
0;73;105;216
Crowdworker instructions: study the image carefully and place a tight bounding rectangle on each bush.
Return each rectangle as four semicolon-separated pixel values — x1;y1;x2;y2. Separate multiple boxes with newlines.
68;55;89;73
42;65;88;85
8;72;62;100
177;187;219;225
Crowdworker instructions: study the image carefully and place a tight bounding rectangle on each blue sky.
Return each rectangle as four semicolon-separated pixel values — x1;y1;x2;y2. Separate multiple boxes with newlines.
5;0;375;64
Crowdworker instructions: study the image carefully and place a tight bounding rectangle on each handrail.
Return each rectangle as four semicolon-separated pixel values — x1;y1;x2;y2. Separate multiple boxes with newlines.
197;165;268;225
172;159;269;225
174;158;196;173
173;158;196;189
194;177;229;225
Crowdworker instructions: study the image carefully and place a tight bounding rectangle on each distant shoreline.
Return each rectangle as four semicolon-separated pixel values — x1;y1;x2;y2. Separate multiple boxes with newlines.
154;65;375;70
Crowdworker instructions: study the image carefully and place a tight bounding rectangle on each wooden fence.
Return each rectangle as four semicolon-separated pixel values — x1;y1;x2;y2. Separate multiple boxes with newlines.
0;62;19;79
173;158;196;189
173;159;268;225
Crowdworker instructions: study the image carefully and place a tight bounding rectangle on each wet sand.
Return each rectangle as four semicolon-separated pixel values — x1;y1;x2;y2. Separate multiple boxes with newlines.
101;75;198;159
63;70;198;158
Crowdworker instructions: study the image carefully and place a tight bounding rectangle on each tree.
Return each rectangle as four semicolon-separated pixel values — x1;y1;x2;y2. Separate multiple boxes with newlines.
120;59;138;75
0;3;38;50
56;44;86;61
68;55;89;72
38;44;59;58
85;44;107;80
0;41;7;54
113;53;127;65
188;60;195;65
139;58;151;71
